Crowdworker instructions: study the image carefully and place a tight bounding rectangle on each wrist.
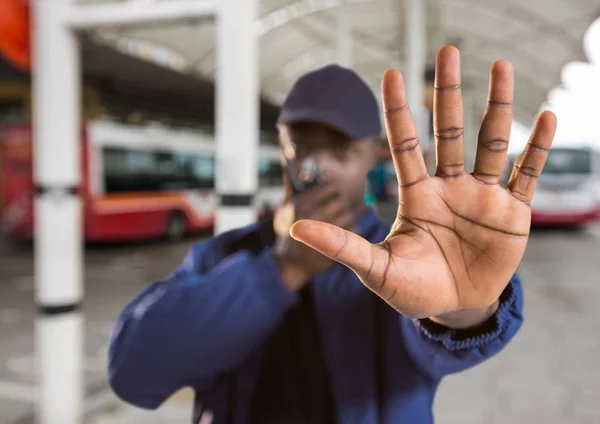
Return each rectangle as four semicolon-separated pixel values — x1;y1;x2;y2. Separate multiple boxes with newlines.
429;299;500;329
273;256;310;292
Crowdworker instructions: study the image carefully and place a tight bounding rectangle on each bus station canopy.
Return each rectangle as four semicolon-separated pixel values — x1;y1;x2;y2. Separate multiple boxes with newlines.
82;0;600;127
0;35;282;131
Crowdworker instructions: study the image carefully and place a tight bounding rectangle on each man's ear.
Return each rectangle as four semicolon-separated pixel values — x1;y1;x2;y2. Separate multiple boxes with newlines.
376;137;391;162
369;138;380;167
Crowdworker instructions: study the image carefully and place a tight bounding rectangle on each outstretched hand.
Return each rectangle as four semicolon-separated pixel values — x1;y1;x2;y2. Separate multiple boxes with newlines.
289;46;556;323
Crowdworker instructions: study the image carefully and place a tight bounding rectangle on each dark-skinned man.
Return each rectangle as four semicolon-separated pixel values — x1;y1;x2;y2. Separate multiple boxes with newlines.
107;46;556;424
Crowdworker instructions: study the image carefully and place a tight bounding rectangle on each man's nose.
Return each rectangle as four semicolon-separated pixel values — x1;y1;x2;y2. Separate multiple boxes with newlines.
312;149;337;164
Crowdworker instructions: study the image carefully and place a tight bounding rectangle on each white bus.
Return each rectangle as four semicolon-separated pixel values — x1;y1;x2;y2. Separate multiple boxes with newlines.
503;141;600;227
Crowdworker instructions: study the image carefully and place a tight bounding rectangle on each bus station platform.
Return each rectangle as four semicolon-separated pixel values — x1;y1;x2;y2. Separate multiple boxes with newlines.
1;203;599;424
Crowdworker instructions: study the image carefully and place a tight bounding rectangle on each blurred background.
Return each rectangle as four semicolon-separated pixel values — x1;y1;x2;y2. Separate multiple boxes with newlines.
1;0;600;423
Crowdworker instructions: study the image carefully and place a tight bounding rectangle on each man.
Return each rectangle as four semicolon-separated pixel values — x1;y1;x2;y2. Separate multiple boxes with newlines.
107;46;556;423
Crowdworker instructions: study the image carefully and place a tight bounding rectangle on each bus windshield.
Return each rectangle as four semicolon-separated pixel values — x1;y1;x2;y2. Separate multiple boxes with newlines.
542;149;591;175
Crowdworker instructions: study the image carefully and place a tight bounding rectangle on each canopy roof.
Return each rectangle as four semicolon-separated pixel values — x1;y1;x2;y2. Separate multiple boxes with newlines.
83;0;600;127
0;35;281;132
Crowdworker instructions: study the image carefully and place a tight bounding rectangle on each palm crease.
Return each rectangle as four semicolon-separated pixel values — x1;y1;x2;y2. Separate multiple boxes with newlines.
289;46;557;318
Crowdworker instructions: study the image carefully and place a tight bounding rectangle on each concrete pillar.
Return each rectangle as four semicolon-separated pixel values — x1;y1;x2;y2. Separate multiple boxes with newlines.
405;0;428;151
336;0;352;67
32;0;84;423
215;0;260;234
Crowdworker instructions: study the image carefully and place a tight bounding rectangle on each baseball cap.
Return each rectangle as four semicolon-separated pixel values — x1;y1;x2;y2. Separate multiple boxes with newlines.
277;64;382;141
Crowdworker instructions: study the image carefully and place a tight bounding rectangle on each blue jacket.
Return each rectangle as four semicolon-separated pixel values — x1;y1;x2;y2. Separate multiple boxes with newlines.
108;207;523;423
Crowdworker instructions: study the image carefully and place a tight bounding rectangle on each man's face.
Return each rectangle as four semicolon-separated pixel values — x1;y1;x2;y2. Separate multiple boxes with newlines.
279;122;377;213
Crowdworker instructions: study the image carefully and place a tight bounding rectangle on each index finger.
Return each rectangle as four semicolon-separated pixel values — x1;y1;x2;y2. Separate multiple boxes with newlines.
382;70;429;188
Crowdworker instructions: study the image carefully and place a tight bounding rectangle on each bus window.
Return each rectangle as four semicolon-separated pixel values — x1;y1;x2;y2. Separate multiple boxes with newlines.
259;157;283;187
103;147;154;193
189;155;215;189
542;149;591;175
102;147;215;194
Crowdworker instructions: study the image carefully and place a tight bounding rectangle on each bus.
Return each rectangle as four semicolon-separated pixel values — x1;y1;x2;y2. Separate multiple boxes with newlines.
0;120;285;242
502;141;600;227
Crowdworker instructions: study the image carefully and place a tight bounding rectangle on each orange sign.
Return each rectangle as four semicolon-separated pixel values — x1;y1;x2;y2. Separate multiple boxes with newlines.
0;0;31;71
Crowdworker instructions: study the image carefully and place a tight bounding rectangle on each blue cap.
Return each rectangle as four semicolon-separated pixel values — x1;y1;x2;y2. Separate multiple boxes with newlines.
277;64;382;140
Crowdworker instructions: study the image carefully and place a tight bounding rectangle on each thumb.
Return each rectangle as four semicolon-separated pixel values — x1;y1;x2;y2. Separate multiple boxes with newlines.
290;219;375;275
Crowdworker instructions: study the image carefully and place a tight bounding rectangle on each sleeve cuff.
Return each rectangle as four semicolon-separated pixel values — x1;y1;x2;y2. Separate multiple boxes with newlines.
413;276;523;352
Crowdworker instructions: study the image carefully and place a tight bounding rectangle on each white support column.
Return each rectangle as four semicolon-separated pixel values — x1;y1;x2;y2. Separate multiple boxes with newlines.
32;0;84;423
405;0;428;150
336;0;352;67
215;0;259;234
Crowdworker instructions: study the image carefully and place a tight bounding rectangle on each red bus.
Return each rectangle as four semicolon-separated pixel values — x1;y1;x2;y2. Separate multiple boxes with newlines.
0;120;284;242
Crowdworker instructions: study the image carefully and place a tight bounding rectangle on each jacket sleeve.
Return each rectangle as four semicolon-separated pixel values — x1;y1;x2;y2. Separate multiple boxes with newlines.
107;235;299;410
399;274;523;382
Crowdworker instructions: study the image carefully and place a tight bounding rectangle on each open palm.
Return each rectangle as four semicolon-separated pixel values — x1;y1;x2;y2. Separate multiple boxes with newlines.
290;46;556;319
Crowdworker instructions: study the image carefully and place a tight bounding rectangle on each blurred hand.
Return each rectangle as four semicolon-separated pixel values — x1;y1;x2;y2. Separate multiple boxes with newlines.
273;184;356;291
289;46;557;324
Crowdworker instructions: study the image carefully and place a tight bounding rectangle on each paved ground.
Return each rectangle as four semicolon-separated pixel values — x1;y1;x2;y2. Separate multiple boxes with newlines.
434;224;600;424
1;204;599;423
0;237;198;424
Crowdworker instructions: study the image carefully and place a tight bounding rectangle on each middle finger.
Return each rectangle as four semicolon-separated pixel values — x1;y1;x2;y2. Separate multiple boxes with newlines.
434;46;465;178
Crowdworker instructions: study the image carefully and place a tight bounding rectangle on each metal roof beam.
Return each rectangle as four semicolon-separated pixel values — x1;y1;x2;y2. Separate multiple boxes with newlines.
65;0;216;30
